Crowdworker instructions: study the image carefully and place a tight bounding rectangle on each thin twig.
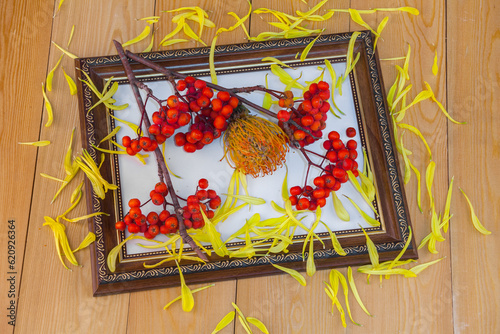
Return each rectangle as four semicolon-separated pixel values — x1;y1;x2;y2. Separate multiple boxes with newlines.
114;40;208;262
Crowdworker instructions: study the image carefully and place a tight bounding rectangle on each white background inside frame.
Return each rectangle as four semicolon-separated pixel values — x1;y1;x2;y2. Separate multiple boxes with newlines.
110;60;378;257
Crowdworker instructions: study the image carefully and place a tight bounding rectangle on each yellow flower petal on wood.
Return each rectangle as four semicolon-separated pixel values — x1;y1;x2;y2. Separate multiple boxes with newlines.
432;51;439;76
211;311;235;334
460;188;491;235
142;32;155;52
62;67;77;95
442;177;454;233
19;140;51;146
425;160;436;209
46;55;63;92
52;41;78;59
361;227;379;267
247;317;270;334
72;232;96;253
271;263;306;286
348;9;379;36
424;81;466;124
122;25;151;47
373;16;389;49
67;25;75;47
347;266;372;316
41;82;54;127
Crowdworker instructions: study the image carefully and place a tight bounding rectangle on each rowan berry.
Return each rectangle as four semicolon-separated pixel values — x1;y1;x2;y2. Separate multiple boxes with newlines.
122;136;132;147
135;214;147;226
167;95;179;108
324;174;337;188
346;140;357;150
115;221;126;231
327;151;338;163
155;182;168;195
178;113;191;126
228;96;239;108
221;105;233;118
128;223;140;233
194;79;206;90
201;87;213;98
198;178;209;189
277;110;291;122
217;91;230;102
213;115;227;130
290;186;302;196
349;149;358;160
317;81;329;91
131;140;141;153
211;98;223;111
202;131;214;144
297;198;310;210
174;132;186;146
332;167;346;179
159;210;170;222
338;148;350;160
209;196;221;209
346;127;356;137
313;176;325;188
196;189;208;201
328;131;340;141
151;192;165;205
176;80;186;91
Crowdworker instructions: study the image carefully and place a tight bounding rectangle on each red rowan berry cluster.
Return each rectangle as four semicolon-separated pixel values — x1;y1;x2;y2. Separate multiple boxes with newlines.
173;77;239;153
289;127;359;211
181;178;221;229
278;81;331;148
114;179;222;238
114;183;179;239
121;135;159;156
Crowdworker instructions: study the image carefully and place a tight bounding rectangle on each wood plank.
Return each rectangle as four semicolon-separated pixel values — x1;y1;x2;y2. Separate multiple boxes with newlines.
13;1;155;333
0;0;55;332
346;1;453;333
234;1;350;333
125;1;250;333
448;0;500;332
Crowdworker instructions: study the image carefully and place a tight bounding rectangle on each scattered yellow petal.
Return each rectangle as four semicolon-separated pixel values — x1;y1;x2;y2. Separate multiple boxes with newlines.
63;212;109;223
348;9;379;36
425;160;436;209
183;22;206;46
98;126;121;146
262;56;294;69
271;263;306;286
460;188;491;235
41;82;54;127
347;170;377;213
332;191;350;221
122;25;151;47
67;25;75;47
19;140;51;146
46;55;63;92
70;181;84;203
72;232;96;253
211;311;235;334
410;257;443;275
40;173;65;182
361;227;379;267
231;303;253;333
52;41;78;59
432;50;438;76
306;238;316;277
62;67;77;95
347;267;372;316
398;123;432;159
247;317;270;334
424;82;466;124
142;32;155;52
300;33;322;62
442;177;454;233
373;16;389;49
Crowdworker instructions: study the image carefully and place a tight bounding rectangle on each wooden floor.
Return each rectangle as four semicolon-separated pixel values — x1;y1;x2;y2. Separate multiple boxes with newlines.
1;0;498;333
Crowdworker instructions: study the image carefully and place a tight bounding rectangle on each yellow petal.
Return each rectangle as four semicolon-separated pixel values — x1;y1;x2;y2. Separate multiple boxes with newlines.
183;22;206;46
62;67;77;95
442;177;454;233
306;239;316;277
300;33;322;62
387;227;413;271
174;261;194;312
460;188;491;235
425;161;436;209
40;173;65;183
200;209;228;256
347;170;377;213
231;303;253;333
321;222;346;256
63;212;109;223
70;181;84;203
72;232;96;252
223;194;266;205
160;20;185;45
164;283;214;310
331;191;350;221
262;56;294;69
348;9;379;36
18;140;51;146
398;123;432;159
142;32;154;52
211;311;235;334
46;55;63;91
138;16;160;24
98;126;121;146
246;317;269;334
361;227;379;267
56;0;65;12
432;51;438;76
424;82;466;124
89;81;119;111
41;82;54;127
410;258;443;275
107;113;141;135
373;16;389;49
347;267;372;316
52;41;78;59
67;25;75;47
408;159;423;212
271;263;306;286
333;270;361;326
122;25;151;47
395;90;433;122
64;128;76;175
400;134;412;185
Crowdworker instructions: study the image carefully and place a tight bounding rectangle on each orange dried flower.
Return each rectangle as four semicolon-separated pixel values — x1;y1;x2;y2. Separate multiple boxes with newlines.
223;112;289;178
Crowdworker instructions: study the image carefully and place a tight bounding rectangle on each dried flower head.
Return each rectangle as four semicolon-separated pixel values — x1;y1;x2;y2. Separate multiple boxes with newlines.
223;112;289;177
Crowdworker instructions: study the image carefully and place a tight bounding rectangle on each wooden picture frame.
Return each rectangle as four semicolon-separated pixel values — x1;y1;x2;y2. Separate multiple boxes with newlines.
76;30;417;296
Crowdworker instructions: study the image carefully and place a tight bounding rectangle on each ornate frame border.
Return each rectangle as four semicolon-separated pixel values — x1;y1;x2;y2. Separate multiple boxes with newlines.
76;30;416;296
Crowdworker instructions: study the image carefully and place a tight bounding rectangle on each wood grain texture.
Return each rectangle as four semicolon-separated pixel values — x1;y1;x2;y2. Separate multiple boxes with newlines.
348;1;453;333
448;0;500;333
13;1;155;333
0;0;55;333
